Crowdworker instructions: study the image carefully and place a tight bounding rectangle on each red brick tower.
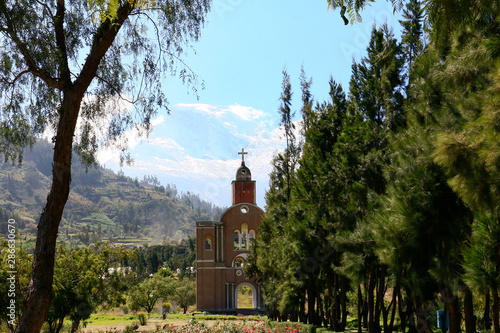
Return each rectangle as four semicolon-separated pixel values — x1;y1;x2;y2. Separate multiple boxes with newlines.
232;148;256;205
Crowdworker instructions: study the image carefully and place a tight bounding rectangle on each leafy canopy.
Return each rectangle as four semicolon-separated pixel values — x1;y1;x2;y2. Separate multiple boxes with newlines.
0;0;210;165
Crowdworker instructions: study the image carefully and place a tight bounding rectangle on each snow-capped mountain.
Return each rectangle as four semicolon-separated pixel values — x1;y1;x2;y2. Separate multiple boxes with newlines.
99;103;292;208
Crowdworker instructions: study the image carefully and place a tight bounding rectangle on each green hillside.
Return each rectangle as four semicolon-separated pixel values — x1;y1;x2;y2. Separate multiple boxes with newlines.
0;140;225;248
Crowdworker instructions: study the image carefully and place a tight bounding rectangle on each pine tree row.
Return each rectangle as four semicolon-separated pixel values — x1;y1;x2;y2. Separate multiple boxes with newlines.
247;2;500;333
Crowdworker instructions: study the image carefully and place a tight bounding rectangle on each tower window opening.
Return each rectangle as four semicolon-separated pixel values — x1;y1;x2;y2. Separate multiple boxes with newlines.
248;230;255;249
233;230;240;250
241;223;248;250
205;236;212;250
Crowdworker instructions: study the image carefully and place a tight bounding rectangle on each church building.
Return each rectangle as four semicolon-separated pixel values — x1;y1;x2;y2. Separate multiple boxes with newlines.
195;149;265;313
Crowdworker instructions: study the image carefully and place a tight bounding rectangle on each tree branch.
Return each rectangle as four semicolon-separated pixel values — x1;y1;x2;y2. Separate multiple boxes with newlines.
0;69;31;86
0;0;62;89
54;0;71;86
74;0;137;94
94;73;135;104
35;0;54;22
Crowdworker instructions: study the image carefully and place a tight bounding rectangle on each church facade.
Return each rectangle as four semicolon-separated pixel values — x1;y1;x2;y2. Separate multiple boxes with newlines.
195;150;265;313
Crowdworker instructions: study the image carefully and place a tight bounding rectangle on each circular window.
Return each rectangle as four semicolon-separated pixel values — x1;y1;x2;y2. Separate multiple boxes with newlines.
241;169;246;174
236;270;243;276
240;205;249;214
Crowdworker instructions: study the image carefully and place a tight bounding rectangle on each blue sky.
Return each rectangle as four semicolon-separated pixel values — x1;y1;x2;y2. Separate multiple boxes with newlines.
99;0;403;209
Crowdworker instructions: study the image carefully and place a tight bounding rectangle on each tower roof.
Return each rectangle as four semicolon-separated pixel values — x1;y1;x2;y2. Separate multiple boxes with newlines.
236;161;252;181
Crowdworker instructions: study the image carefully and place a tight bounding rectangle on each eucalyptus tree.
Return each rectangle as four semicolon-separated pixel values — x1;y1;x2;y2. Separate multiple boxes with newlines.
0;0;211;331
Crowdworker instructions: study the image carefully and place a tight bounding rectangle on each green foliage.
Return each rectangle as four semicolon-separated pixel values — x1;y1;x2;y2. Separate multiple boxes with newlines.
128;275;175;313
137;312;147;326
173;278;196;314
349;23;405;131
0;0;211;165
0;241;137;332
45;243;136;332
0;243;32;331
399;0;424;76
252;3;500;333
124;321;139;333
0;0;211;327
463;214;500;294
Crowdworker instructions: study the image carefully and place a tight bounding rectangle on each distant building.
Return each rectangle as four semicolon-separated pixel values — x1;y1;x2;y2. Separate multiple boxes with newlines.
195;149;264;313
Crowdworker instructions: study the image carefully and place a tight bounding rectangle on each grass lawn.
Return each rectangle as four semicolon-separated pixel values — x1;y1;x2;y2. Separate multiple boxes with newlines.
81;311;193;332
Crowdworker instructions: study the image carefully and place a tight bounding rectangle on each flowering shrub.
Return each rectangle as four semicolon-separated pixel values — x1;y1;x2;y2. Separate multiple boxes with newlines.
161;320;305;333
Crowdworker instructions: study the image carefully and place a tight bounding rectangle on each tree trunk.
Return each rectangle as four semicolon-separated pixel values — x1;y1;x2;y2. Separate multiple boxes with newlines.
485;291;492;330
492;288;499;333
307;285;316;325
15;92;82;333
398;290;407;333
299;296;306;323
327;277;336;331
463;285;475;333
374;266;384;333
328;275;335;330
318;294;326;327
341;276;348;331
358;284;364;333
71;319;81;333
367;261;377;333
55;317;65;333
408;301;418;333
388;283;399;333
363;280;369;329
443;282;460;333
413;296;433;333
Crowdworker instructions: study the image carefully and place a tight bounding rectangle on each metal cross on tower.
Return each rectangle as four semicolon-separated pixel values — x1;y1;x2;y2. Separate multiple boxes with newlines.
238;148;248;163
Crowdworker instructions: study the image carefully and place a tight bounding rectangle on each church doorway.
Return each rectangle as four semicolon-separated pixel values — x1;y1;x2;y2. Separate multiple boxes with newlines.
235;283;256;309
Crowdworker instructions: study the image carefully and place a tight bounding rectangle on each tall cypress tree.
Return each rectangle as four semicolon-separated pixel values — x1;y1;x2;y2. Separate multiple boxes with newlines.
278;69;298;201
399;0;424;74
349;24;405;132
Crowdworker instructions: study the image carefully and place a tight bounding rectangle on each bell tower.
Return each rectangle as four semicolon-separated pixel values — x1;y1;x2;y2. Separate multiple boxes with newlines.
232;149;256;205
196;148;264;313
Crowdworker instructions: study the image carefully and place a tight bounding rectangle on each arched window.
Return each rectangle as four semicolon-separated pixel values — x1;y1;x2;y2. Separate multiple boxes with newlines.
248;230;255;249
241;223;248;250
234;257;245;268
233;230;240;250
205;236;212;250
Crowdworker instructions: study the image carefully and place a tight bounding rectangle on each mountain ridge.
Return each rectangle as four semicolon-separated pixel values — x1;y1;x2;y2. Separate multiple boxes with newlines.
0;140;225;248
